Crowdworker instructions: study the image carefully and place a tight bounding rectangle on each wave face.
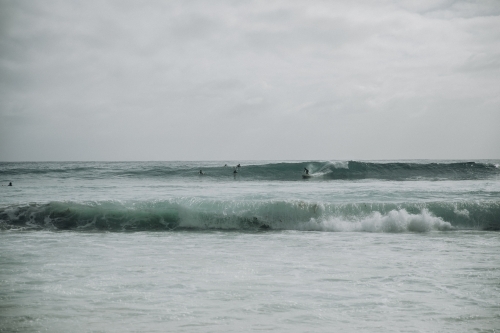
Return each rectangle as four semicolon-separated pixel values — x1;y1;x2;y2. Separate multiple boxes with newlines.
1;161;498;181
1;200;499;232
224;161;500;181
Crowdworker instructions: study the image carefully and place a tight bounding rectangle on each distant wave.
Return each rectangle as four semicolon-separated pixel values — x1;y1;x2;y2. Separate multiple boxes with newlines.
1;161;499;181
226;161;500;181
1;199;499;232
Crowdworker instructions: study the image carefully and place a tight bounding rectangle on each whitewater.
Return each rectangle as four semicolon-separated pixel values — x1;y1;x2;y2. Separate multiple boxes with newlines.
1;160;499;332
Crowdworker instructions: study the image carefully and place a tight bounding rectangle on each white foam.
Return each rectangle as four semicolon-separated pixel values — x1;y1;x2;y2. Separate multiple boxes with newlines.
327;160;349;169
302;208;453;232
453;207;470;218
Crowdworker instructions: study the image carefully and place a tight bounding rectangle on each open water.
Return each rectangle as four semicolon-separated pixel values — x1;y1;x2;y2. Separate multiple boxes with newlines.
1;160;499;332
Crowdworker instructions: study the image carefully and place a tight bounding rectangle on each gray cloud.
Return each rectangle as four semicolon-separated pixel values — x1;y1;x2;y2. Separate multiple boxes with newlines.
1;0;499;161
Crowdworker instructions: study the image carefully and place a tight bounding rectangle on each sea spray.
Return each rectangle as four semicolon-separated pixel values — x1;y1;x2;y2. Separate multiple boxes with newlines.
302;209;452;232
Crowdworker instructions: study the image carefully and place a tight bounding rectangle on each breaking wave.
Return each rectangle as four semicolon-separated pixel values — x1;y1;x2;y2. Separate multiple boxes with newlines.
1;160;498;181
1;199;499;232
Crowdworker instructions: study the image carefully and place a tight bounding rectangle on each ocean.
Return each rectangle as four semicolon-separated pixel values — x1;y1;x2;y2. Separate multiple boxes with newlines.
1;160;499;332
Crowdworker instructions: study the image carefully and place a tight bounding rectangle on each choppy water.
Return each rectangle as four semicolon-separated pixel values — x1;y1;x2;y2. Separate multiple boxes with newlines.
1;160;499;332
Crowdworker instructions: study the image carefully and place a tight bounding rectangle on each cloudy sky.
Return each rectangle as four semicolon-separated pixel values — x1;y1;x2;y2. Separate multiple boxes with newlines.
1;0;499;161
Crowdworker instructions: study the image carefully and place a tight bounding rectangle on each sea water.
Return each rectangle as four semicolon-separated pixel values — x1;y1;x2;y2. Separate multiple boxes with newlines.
1;160;499;332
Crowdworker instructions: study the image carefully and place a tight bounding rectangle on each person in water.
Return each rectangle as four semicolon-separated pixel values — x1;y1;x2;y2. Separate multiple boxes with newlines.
233;168;238;174
8;182;12;186
199;170;204;175
237;164;241;168
304;168;309;175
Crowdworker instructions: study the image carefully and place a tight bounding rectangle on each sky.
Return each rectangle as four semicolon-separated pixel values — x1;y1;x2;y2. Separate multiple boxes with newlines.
0;0;499;161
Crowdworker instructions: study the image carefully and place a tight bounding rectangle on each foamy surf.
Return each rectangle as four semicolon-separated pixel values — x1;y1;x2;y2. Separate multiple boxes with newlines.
1;160;499;333
301;209;453;232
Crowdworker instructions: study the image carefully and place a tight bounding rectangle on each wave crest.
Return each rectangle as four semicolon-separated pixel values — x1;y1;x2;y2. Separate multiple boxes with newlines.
302;209;452;232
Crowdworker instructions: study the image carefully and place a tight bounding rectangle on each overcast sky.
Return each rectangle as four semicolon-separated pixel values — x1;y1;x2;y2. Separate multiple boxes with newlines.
1;0;499;161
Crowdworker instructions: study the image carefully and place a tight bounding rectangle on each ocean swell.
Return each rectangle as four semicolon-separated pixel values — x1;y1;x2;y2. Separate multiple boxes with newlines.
1;161;498;181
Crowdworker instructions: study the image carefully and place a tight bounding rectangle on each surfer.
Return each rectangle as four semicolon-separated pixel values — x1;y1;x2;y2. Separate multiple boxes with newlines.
304;168;309;175
8;182;12;186
199;170;204;175
237;164;241;168
233;168;238;174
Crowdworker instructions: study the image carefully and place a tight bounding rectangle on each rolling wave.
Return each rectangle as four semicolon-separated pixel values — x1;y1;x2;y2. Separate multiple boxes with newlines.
1;199;499;232
1;161;499;181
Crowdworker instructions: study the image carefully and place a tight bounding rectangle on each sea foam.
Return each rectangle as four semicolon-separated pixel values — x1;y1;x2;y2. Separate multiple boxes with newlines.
302;209;452;232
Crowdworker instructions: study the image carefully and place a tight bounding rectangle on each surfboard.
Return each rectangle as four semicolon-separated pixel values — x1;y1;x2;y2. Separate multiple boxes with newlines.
302;174;311;179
